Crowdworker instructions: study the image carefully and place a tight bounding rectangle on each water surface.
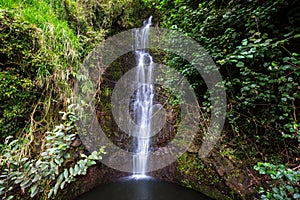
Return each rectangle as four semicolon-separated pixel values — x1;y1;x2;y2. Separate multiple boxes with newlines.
75;177;212;200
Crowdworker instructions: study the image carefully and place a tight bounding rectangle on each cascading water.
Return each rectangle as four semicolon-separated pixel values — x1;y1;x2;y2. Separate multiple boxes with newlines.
132;16;154;176
77;16;213;200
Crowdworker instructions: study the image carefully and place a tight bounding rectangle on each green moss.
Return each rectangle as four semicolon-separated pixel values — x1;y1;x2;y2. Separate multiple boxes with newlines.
176;152;245;199
176;153;235;199
177;153;222;185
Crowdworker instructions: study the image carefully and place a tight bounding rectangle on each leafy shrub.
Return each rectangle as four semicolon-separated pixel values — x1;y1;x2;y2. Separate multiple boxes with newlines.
0;105;105;199
0;0;141;142
0;10;41;140
145;0;300;198
0;72;36;141
145;0;300;161
254;162;300;200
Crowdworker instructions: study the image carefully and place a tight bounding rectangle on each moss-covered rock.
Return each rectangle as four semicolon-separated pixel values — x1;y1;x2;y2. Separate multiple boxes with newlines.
175;152;239;199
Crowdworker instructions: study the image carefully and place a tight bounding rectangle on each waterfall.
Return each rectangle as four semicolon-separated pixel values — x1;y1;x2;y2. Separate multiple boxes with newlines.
132;16;154;176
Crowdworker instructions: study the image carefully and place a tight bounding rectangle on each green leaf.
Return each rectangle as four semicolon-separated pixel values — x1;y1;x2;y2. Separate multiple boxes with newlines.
20;179;32;189
254;38;262;43
14;177;25;184
64;169;69;179
6;195;14;200
64;153;71;159
54;173;64;195
242;39;248;45
285;173;294;183
236;61;244;67
32;174;40;182
80;153;87;158
272;187;279;194
48;188;54;198
69;167;74;176
293;193;300;199
273;193;284;199
74;164;79;174
285;185;294;193
41;163;48;171
57;173;64;184
41;152;48;158
294;34;300;38
54;158;61;166
88;153;97;160
30;184;39;197
60;180;66;190
259;169;266;174
87;160;96;166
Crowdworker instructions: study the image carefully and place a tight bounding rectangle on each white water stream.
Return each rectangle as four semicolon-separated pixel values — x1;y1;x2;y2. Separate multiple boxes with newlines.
132;17;154;176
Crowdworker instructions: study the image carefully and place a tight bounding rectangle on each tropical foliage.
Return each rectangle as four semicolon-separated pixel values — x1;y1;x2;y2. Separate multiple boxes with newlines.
0;0;299;199
144;0;300;199
0;106;105;199
0;0;134;199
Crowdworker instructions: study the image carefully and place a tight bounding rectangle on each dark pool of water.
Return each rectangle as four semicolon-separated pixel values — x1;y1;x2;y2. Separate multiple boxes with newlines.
75;176;212;200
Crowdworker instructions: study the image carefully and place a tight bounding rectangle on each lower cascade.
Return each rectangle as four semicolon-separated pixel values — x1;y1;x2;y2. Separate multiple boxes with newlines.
132;16;154;176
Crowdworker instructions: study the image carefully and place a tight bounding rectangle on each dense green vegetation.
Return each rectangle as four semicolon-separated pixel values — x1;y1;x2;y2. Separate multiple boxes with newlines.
145;0;300;199
0;0;299;199
0;0;136;198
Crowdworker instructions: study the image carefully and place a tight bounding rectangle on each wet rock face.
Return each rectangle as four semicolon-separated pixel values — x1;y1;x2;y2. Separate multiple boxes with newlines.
150;148;258;199
203;151;259;199
150;162;229;199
